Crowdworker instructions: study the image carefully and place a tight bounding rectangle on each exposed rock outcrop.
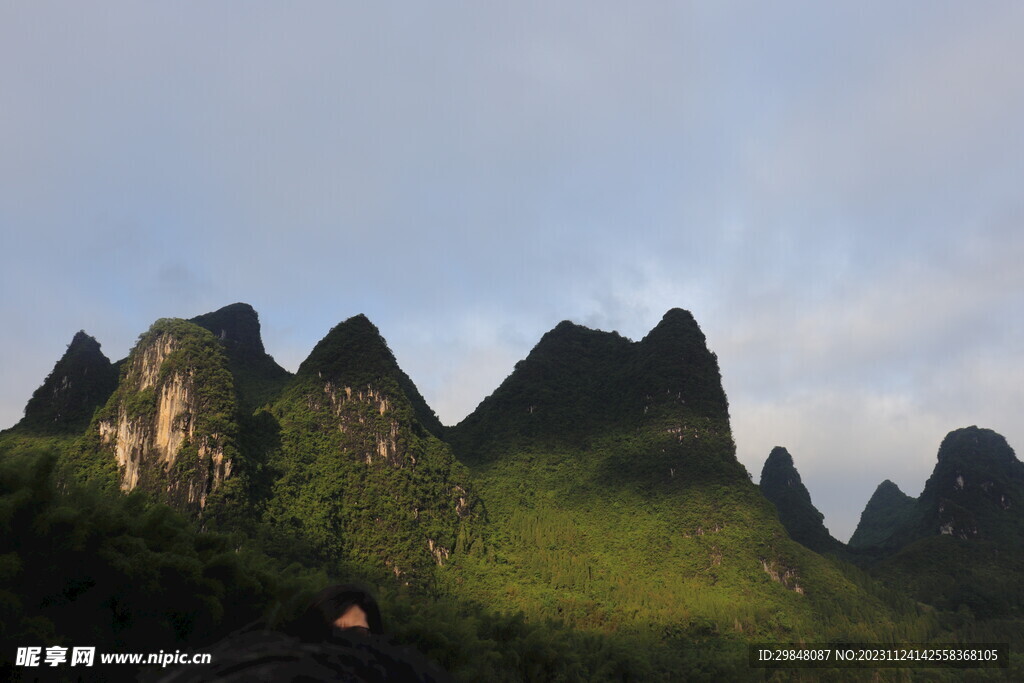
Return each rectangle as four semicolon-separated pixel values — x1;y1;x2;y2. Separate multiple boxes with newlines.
94;320;237;512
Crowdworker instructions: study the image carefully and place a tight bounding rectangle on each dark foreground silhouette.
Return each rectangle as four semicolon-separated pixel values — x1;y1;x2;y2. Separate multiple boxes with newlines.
152;627;450;682
154;585;450;682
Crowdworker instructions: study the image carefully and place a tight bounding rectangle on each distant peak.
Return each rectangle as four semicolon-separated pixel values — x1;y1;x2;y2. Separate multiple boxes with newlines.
67;330;102;352
866;480;915;507
15;328;117;434
641;308;706;346
849;477;917;549
661;308;697;324
294;314;444;436
760;447;802;489
542;319;591;339
758;446;840;553
765;446;795;467
340;313;376;329
190;303;265;354
529;319;619;354
324;313;387;344
216;302;256;315
191;302;258;322
298;314;392;380
936;426;1018;467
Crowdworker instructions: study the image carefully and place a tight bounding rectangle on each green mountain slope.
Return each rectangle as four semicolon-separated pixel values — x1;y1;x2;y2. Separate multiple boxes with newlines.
6;306;999;679
259;314;476;582
759;446;844;555
848;480;916;549
446;310;916;643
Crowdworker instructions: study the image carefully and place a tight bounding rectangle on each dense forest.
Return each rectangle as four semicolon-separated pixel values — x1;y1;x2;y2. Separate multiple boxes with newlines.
1;303;1019;680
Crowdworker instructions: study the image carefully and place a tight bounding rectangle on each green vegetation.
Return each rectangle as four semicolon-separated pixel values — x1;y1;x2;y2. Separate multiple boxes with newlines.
3;307;1022;680
848;426;1024;652
848;480;916;550
873;536;1024;620
257;314;477;583
189;302;292;412
0;446;322;682
443;310;956;676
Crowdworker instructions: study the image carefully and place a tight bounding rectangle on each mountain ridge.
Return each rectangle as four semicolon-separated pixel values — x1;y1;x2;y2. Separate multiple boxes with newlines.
4;304;1020;677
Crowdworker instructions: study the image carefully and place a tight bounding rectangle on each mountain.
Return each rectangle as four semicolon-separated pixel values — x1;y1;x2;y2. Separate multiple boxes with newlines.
450;308;736;475
863;427;1024;619
4;305;991;679
8;331;118;435
448;319;633;459
848;480;916;549
77;318;238;511
862;426;1024;551
914;426;1024;545
189;302;292;411
293;313;444;438
759;447;844;555
446;309;899;638
260;314;475;581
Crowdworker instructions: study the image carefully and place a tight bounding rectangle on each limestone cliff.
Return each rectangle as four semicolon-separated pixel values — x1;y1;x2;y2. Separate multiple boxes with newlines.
93;319;237;512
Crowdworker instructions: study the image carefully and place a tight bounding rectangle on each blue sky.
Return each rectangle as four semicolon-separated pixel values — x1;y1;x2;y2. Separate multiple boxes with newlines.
2;2;1022;541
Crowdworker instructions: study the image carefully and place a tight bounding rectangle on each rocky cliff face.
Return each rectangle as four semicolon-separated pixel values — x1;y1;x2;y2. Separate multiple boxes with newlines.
93;320;237;512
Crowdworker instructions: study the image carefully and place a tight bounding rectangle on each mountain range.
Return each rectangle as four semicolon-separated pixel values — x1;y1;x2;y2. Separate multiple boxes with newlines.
2;302;1021;679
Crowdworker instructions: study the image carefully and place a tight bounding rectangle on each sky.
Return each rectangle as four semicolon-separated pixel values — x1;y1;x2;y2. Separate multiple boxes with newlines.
2;2;1022;542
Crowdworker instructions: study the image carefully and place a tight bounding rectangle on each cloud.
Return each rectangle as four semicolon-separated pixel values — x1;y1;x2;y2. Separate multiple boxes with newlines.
1;2;1021;555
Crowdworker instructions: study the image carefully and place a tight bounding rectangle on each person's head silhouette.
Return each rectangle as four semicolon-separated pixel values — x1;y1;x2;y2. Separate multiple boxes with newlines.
293;583;384;641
